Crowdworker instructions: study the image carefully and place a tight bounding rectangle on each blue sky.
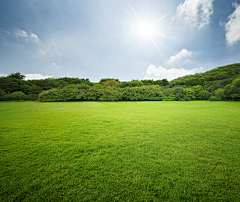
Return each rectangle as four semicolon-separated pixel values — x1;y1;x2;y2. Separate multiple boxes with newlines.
0;0;240;81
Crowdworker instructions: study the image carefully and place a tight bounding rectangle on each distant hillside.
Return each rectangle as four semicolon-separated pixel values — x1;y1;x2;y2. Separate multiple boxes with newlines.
169;63;240;87
162;63;240;101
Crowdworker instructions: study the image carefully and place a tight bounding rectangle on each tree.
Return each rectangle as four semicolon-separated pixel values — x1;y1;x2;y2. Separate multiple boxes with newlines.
214;89;225;100
192;85;205;100
29;85;43;95
99;80;119;87
229;77;240;100
99;78;119;83
7;72;25;80
0;77;20;93
185;77;205;86
0;89;6;97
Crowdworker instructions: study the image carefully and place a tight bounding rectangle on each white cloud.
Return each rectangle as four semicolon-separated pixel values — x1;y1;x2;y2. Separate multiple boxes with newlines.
145;65;204;81
167;49;192;64
24;73;54;80
38;49;46;54
15;29;28;38
30;32;40;44
50;63;61;69
10;29;40;44
224;2;240;46
185;59;192;63
177;0;214;29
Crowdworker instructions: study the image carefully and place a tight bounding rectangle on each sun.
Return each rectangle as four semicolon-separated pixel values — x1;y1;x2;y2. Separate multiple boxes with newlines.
137;20;155;38
118;1;169;54
128;18;158;43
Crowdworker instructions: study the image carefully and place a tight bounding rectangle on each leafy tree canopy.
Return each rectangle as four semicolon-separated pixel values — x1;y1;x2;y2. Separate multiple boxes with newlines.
7;72;25;80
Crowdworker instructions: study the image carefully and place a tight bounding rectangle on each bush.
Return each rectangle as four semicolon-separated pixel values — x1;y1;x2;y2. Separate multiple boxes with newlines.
209;96;221;101
11;91;27;100
162;94;176;101
214;89;225;101
38;85;164;102
0;94;12;101
202;90;212;100
0;91;27;101
26;94;38;101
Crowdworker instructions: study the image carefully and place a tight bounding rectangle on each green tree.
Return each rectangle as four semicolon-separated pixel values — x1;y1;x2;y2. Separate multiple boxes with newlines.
29;85;43;95
185;77;205;86
7;72;25;80
214;89;225;100
229;78;240;100
26;94;38;101
192;85;205;100
0;77;20;93
0;89;6;97
100;80;119;87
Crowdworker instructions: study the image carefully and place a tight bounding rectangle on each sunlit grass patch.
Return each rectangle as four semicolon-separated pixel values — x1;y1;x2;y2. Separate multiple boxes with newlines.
1;101;240;201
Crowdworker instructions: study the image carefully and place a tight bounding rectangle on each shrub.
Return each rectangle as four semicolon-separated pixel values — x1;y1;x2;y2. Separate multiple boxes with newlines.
202;90;212;100
162;94;176;101
0;91;27;101
38;85;164;102
214;89;225;101
26;94;38;101
11;91;27;100
209;96;221;101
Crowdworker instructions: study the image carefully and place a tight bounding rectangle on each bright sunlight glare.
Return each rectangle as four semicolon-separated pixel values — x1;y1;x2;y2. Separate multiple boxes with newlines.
137;21;155;38
119;1;169;54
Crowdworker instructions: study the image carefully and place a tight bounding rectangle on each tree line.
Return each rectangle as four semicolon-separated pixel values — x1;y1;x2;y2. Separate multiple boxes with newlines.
0;63;240;101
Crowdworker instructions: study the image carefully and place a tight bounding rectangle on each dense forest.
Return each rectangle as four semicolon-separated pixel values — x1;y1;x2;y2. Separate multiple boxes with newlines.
0;63;240;101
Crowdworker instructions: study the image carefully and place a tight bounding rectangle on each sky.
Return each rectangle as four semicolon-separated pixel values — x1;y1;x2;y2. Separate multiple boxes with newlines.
0;0;240;81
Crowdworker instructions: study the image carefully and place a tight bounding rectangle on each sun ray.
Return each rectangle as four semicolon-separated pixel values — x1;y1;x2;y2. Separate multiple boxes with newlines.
116;1;173;56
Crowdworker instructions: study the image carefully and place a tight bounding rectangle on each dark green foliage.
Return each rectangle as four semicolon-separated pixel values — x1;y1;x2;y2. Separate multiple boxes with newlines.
120;80;143;87
56;77;92;86
6;72;25;80
163;85;207;101
38;85;164;102
99;78;119;83
20;84;31;94
56;80;68;88
99;80;120;87
0;91;27;101
29;85;43;95
26;94;38;101
185;77;205;86
202;90;212;100
11;91;27;100
120;85;164;101
226;77;240;101
213;88;225;101
120;79;169;88
0;63;239;102
209;96;221;101
32;78;58;90
170;63;240;88
204;63;240;81
204;78;232;93
0;77;21;93
162;93;176;101
0;89;6;97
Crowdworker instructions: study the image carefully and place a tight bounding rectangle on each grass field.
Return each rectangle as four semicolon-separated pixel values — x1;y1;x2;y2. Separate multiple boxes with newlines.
1;101;240;201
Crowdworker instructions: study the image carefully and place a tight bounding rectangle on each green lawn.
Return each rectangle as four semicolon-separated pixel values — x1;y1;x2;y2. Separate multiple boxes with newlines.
1;101;240;201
